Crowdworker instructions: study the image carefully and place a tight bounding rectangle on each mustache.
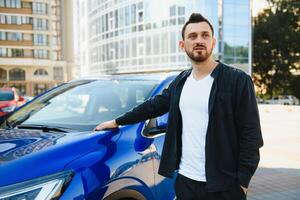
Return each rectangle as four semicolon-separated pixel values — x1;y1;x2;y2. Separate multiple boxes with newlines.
193;44;206;50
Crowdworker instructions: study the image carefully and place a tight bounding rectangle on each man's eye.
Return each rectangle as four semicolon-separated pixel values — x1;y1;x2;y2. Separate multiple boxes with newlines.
189;35;197;39
203;34;209;38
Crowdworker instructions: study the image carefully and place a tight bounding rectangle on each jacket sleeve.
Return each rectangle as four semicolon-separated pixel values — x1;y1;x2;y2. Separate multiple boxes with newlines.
115;80;174;125
235;74;264;188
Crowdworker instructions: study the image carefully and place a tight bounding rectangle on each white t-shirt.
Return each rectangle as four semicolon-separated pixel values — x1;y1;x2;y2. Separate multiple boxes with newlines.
178;71;214;181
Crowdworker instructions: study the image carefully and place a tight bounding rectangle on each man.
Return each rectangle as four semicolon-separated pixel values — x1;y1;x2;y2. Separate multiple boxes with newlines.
94;13;263;200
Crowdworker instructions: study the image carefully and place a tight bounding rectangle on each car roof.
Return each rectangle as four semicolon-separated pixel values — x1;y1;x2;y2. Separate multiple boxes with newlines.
0;88;13;92
69;71;183;83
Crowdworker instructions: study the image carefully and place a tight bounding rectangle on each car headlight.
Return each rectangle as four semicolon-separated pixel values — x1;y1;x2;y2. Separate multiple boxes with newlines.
0;171;73;200
1;105;16;113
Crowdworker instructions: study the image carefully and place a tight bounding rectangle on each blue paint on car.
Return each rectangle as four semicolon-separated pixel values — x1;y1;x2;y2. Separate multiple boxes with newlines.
0;73;178;200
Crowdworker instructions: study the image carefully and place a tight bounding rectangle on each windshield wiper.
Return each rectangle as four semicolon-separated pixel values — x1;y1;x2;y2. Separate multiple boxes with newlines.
16;124;73;133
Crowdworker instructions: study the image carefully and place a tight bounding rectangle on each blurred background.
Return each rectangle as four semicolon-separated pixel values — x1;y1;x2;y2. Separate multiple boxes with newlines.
0;0;298;102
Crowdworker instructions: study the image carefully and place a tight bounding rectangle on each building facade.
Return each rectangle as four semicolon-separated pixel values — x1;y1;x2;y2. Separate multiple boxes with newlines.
75;0;251;76
0;0;74;96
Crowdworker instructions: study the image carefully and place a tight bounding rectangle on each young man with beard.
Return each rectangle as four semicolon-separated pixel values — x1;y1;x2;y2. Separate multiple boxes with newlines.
94;13;263;200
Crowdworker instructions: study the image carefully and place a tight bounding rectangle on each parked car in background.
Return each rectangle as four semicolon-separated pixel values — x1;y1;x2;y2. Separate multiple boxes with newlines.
0;88;26;118
256;97;264;104
0;73;178;200
265;95;299;105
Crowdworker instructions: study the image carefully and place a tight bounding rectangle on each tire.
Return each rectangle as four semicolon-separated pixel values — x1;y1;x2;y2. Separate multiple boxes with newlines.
119;198;136;200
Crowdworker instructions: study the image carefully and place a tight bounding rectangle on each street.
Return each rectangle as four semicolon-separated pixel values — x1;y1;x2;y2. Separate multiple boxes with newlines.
248;105;300;200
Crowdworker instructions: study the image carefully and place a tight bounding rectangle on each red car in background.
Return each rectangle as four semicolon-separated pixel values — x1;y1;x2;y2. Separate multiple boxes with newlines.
0;88;26;117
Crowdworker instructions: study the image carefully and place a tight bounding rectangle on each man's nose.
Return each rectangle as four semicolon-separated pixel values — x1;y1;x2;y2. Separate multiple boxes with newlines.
194;35;204;44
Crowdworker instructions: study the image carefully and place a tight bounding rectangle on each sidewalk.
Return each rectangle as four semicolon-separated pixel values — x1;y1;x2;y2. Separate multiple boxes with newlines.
247;105;300;200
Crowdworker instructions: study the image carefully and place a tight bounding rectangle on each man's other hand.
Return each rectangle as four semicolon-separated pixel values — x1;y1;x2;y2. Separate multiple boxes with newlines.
94;120;118;131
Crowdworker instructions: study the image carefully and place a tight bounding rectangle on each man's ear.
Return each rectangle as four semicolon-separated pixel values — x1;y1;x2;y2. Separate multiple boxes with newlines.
179;40;185;51
212;37;216;49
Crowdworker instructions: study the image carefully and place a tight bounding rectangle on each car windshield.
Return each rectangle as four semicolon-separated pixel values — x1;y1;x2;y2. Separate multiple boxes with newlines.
0;91;14;101
2;79;157;132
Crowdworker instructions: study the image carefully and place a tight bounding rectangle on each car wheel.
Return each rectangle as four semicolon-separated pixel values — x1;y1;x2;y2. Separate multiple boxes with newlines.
104;189;146;200
119;198;136;200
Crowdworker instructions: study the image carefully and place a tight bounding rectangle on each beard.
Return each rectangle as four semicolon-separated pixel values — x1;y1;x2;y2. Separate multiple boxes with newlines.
185;45;213;63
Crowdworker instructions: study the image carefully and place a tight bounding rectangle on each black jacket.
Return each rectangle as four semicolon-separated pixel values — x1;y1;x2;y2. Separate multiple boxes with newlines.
116;62;263;192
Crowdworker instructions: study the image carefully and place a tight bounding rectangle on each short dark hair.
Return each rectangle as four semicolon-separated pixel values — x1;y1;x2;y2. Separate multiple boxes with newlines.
181;13;214;39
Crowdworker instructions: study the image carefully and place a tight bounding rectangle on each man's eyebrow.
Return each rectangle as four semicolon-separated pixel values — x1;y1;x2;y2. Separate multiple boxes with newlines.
187;32;197;36
187;31;211;36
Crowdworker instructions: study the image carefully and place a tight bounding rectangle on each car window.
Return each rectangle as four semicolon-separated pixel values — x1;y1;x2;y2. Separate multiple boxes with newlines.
0;91;14;101
4;80;157;132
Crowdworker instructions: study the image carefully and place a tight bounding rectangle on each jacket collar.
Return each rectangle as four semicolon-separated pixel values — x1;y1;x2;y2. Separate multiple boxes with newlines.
210;61;222;78
179;60;222;82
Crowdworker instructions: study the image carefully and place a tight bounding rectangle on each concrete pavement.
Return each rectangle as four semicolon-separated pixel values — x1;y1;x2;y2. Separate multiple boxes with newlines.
247;105;300;200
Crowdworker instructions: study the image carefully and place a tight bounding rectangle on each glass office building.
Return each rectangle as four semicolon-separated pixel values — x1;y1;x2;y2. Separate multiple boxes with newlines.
76;0;251;75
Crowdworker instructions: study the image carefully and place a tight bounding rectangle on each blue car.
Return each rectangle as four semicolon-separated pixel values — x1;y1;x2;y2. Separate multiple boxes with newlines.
0;73;178;200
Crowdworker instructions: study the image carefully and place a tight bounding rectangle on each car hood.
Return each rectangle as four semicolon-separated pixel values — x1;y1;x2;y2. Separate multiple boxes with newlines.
0;128;121;186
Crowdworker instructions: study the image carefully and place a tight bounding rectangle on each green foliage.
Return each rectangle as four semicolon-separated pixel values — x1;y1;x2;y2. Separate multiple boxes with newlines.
223;42;248;64
253;0;300;97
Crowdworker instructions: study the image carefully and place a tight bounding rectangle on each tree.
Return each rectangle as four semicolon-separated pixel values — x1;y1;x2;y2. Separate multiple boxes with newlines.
253;0;300;98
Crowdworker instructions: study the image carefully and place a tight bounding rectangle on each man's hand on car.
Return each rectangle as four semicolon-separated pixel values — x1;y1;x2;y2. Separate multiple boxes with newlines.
94;120;118;131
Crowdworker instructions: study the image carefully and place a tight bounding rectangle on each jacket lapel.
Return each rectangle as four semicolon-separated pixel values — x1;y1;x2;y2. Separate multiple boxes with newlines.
209;62;222;115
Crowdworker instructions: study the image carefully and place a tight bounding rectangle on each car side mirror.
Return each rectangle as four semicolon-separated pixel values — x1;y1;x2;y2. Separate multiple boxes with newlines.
142;113;168;138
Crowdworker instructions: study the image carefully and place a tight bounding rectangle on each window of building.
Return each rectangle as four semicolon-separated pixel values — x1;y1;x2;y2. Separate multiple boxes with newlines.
138;11;143;23
33;18;48;30
52;36;57;45
24;49;32;57
138;1;143;10
0;15;5;24
125;6;130;26
53;66;63;80
170;31;176;53
10;84;26;95
34;49;48;59
11;16;17;24
178;6;185;16
11;48;24;57
0;68;7;80
7;32;23;40
0;0;5;7
22;2;31;8
34;83;47;96
4;0;21;8
153;35;160;55
161;33;168;54
170;5;176;17
0;31;6;40
178;17;185;25
34;34;48;46
131;4;136;24
22;16;32;24
32;2;48;15
0;48;7;57
17;16;21;24
23;33;31;40
34;69;48;76
9;68;25;81
6;16;11;24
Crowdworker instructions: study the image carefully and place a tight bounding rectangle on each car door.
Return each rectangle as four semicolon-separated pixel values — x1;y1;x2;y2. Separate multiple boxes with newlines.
102;83;158;200
142;78;176;200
